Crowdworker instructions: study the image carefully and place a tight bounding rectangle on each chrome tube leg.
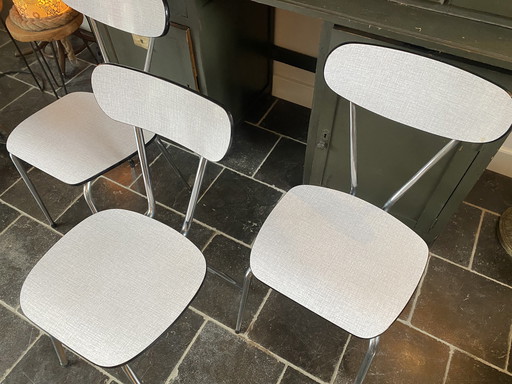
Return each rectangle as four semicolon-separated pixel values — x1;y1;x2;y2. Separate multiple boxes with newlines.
50;337;69;367
235;268;253;334
207;266;239;287
10;154;56;227
354;336;380;384
134;128;156;218
154;137;191;192
122;364;142;384
83;181;98;214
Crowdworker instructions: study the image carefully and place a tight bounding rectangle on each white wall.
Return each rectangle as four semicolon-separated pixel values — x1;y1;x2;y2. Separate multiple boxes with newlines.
272;10;512;177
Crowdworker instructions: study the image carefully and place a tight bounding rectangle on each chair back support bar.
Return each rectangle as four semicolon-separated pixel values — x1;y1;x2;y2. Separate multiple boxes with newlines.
92;64;232;163
325;43;512;210
63;0;169;37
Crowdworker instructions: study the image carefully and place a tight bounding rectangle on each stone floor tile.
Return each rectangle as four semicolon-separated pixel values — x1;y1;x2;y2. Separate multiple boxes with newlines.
54;178;149;234
255;137;306;191
0;305;40;374
472;212;512;286
219;122;279;176
195;169;282;244
465;170;512;214
0;40;34;77
430;203;482;266
0;146;21;195
411;256;512;368
446;351;512;383
168;322;283;384
191;235;269;330
260;99;310;143
131;146;222;215
0;216;60;307
334;322;449;384
280;367;320;384
0;167;82;224
0;201;19;232
0;74;30;109
62;64;94;94
244;94;276;124
109;309;204;384
2;336;109;384
102;141;161;187
248;291;349;382
0;88;55;134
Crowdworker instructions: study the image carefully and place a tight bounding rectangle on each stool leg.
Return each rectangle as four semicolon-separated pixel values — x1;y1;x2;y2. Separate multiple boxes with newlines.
10;154;56;227
1;18;44;92
49;41;67;94
30;42;59;99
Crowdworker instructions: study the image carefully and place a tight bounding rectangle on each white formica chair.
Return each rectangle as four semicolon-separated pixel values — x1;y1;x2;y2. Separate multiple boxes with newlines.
6;0;189;227
235;43;512;383
20;63;232;384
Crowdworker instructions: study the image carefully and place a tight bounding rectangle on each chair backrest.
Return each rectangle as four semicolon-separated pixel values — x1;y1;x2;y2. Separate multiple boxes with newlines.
92;64;232;162
63;0;169;37
323;43;512;210
324;43;512;143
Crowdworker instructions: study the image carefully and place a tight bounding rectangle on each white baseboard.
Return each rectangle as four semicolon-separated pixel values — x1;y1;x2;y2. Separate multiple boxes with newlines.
487;147;512;178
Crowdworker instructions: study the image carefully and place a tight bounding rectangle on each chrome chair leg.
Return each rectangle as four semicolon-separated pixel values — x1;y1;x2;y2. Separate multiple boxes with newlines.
235;267;253;333
10;154;56;227
354;336;380;384
50;337;69;367
154;136;192;192
207;265;240;287
122;364;143;384
83;181;98;214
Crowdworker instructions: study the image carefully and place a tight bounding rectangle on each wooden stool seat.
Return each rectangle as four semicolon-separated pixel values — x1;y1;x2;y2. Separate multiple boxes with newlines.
5;13;83;43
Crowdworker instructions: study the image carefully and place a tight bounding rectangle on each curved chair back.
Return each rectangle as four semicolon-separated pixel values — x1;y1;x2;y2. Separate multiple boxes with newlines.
323;43;512;210
324;43;512;143
92;64;232;162
63;0;169;37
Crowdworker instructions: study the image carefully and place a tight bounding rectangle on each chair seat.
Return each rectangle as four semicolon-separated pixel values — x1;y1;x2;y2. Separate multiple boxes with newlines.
250;185;428;339
20;209;206;367
7;92;154;185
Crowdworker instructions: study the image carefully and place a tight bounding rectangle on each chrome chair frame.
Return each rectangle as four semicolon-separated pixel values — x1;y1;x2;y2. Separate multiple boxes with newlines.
235;43;512;384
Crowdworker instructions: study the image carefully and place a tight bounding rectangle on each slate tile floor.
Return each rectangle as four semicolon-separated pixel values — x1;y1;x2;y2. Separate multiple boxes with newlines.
1;28;512;384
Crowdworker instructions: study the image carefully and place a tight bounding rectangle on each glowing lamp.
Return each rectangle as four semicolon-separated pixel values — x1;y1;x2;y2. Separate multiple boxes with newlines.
12;0;71;19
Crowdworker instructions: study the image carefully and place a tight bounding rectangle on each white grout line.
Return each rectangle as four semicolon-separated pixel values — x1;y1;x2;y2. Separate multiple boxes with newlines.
430;252;512;289
329;334;351;384
256;98;278;126
505;323;512;373
244;288;272;336
0;87;32;112
468;210;485;270
0;212;21;236
275;364;288;384
463;201;501;217
246;120;308;145
252;136;281;177
441;347;454;384
197;167;224;203
404;256;431;324
165;319;208;384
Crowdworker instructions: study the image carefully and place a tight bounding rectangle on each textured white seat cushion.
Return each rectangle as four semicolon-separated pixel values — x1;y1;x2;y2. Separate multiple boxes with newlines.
20;209;206;367
7;92;154;185
250;185;428;339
